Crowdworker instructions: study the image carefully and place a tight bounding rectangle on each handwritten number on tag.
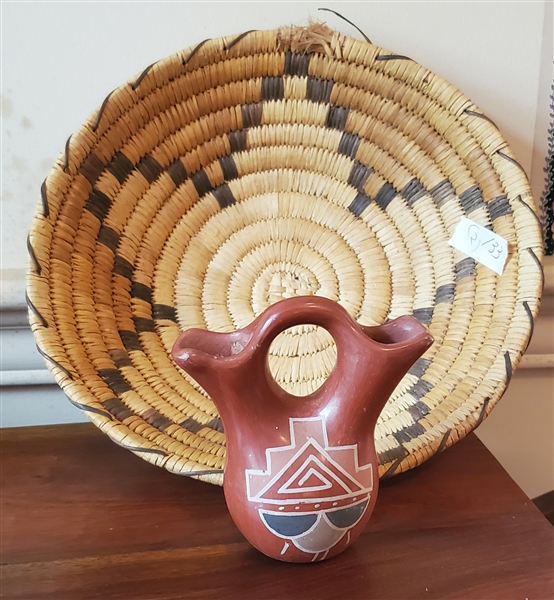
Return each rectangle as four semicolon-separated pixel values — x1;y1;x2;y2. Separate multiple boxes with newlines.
467;225;502;259
487;240;502;260
449;217;508;275
467;224;480;252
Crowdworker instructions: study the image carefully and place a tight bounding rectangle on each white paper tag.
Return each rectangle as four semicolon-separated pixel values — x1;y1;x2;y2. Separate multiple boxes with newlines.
448;217;508;275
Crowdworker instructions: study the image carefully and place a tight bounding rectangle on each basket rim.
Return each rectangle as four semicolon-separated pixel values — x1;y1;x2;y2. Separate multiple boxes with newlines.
26;23;544;486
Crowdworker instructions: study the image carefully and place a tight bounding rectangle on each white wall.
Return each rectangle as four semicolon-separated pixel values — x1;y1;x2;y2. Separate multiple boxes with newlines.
1;1;547;264
1;1;552;497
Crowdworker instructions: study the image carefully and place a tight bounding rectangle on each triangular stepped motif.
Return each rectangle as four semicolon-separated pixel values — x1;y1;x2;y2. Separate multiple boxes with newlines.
246;417;373;503
263;444;365;500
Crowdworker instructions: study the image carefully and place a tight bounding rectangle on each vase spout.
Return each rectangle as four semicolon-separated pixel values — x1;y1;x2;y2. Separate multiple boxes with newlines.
363;315;434;361
171;328;254;398
356;315;434;420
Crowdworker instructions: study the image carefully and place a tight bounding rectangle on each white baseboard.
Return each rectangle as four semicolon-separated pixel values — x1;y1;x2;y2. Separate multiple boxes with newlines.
1;385;88;428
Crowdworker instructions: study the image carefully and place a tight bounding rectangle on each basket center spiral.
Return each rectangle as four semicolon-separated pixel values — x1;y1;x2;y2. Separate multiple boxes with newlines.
172;188;385;396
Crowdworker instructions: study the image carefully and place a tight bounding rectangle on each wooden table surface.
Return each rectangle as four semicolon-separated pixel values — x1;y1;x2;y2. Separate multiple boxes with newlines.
1;423;552;600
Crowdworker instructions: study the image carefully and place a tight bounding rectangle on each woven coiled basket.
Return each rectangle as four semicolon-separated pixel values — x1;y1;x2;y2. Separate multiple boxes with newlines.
27;23;544;485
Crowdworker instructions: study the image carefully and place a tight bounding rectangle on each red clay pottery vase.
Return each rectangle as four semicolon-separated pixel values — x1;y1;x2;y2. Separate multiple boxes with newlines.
172;296;433;562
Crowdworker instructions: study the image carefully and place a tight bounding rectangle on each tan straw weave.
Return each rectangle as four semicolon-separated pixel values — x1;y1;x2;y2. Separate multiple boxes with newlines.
27;23;544;485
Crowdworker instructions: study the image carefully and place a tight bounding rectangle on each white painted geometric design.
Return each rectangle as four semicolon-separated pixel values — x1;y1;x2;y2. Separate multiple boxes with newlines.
246;416;373;505
246;417;374;557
